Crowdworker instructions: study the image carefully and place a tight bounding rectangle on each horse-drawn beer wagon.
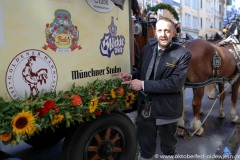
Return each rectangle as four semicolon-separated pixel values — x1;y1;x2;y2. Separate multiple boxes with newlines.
2;0;240;159
0;0;140;159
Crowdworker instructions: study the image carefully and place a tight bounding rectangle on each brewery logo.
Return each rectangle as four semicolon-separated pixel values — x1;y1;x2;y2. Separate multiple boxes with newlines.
87;0;115;13
6;49;58;100
100;17;125;58
42;9;82;53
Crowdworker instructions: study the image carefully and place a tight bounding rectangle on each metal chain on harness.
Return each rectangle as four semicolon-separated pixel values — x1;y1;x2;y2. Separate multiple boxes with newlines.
212;52;221;78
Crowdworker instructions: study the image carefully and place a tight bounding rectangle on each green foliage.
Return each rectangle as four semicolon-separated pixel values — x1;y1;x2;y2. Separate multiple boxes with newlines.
151;3;179;21
0;78;136;145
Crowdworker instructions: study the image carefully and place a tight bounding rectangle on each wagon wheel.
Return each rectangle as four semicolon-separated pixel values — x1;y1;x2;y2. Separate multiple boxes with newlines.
61;111;137;160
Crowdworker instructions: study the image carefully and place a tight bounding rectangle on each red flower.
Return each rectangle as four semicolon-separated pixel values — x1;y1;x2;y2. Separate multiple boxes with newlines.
95;109;102;116
44;100;55;110
98;94;107;102
53;106;60;114
38;107;48;115
72;95;82;106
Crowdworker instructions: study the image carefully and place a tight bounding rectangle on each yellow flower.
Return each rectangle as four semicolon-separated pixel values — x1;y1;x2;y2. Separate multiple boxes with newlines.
89;97;98;113
111;89;116;99
51;114;64;125
28;126;37;135
126;93;135;107
12;110;36;135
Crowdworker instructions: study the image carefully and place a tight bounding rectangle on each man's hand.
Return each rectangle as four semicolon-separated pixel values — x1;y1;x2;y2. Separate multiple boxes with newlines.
112;72;131;82
122;79;143;91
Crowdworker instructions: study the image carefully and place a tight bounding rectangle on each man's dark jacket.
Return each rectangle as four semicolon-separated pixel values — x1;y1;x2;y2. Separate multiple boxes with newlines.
131;38;191;119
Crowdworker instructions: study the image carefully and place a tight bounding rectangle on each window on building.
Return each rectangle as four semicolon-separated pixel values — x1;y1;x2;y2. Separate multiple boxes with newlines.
193;16;198;29
226;0;232;5
200;18;202;28
185;0;191;6
185;13;191;27
214;18;217;29
192;0;198;9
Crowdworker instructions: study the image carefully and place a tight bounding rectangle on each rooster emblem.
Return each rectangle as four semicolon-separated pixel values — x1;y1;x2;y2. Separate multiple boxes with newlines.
22;56;48;96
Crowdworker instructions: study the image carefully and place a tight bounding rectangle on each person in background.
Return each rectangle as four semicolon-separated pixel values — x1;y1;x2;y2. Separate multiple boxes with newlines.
172;22;181;42
175;22;181;37
112;17;191;160
149;10;158;22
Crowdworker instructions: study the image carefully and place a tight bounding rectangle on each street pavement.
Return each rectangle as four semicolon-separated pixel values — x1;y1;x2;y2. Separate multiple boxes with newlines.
1;86;240;160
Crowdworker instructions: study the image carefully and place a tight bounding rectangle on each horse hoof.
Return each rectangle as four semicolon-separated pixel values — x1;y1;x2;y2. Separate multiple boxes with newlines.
177;126;192;140
196;131;205;137
232;119;240;124
194;127;205;137
177;127;185;137
208;96;216;100
218;115;225;119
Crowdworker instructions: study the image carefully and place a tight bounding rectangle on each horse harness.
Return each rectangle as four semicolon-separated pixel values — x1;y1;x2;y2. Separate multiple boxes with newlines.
184;41;240;88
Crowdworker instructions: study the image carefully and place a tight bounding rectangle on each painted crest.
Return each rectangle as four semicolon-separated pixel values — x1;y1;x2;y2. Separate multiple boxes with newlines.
6;49;58;100
43;9;82;53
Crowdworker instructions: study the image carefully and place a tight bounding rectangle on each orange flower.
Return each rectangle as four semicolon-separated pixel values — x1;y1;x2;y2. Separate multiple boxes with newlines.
116;88;124;97
0;133;12;141
72;95;82;106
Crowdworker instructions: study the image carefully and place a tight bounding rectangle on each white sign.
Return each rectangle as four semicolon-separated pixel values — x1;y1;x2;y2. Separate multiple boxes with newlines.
87;0;115;13
173;0;180;3
6;50;57;100
0;4;4;46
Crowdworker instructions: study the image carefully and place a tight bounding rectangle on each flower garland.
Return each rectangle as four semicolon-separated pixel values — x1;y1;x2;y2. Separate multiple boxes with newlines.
0;78;136;145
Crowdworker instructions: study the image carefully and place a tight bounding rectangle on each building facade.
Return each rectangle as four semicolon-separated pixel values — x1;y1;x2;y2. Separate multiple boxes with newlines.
137;0;227;39
181;0;225;39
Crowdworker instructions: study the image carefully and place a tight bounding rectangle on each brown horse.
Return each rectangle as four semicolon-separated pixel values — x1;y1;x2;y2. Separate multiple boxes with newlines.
178;37;240;137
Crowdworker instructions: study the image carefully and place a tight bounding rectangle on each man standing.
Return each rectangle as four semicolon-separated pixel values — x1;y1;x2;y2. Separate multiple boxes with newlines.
112;17;191;160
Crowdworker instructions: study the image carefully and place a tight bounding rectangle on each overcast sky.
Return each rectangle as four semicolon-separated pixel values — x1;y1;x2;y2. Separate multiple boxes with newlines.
236;1;240;8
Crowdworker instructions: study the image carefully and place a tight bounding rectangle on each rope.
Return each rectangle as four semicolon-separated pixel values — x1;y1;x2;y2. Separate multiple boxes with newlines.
190;83;232;137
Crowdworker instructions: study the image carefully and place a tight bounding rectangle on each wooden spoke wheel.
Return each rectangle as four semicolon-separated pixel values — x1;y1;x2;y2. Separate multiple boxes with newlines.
61;111;137;160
